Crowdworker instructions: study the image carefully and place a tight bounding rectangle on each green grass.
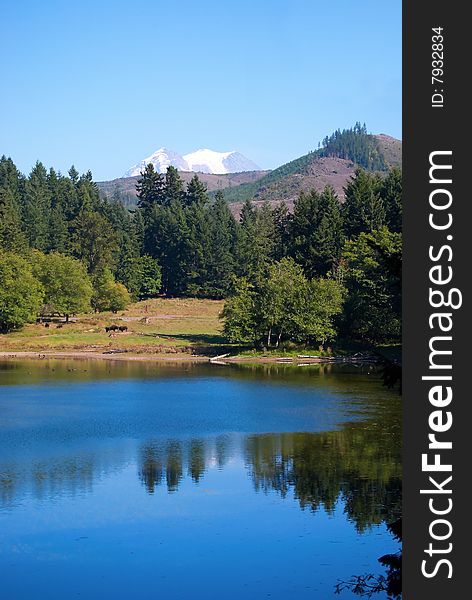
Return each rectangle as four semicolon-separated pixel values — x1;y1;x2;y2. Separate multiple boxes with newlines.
0;298;226;355
0;297;401;361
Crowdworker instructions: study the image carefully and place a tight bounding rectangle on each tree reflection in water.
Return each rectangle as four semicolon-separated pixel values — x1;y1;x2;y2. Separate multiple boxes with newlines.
1;406;401;534
0;360;402;599
138;415;401;533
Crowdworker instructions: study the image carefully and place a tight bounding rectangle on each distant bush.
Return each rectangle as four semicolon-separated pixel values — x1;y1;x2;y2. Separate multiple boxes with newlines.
92;268;131;313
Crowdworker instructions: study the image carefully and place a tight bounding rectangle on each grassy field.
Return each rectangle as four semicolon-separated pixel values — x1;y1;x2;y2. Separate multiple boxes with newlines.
0;297;401;363
0;298;227;356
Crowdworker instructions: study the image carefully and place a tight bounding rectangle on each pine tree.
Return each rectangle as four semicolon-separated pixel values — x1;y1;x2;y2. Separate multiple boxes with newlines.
71;210;118;273
68;165;79;185
272;201;291;261
47;204;69;253
185;200;211;295
342;227;401;342
60;172;81;221
0;187;26;252
240;198;255;227
146;200;191;295
290;186;344;277
164;166;184;205
204;191;238;297
0;156;25;202
136;163;165;214
319;124;386;170
289;187;343;277
342;169;386;238
132;209;145;254
380;167;402;232
23;162;51;251
237;200;276;282
185;174;208;206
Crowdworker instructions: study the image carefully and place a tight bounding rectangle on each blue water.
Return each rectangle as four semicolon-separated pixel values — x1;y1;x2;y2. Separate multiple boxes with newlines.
0;361;401;599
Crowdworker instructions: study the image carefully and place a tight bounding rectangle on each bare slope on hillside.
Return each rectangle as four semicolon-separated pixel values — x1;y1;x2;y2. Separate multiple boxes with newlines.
97;170;269;206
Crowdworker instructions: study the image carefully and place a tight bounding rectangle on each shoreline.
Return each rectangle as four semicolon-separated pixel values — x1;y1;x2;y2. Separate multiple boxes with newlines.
0;350;381;365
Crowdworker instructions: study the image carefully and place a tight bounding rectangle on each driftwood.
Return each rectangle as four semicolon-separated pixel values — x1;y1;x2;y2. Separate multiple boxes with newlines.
209;353;230;362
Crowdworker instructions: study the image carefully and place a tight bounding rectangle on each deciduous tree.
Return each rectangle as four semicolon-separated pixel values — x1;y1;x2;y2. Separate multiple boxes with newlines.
0;251;44;331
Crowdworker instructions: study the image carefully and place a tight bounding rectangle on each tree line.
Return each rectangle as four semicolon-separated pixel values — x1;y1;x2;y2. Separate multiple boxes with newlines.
319;122;387;171
0;152;401;345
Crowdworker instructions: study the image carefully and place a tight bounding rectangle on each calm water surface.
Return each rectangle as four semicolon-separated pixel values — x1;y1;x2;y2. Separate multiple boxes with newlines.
0;360;401;600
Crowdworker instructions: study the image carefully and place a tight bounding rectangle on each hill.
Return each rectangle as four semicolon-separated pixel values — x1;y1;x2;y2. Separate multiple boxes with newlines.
98;128;402;209
219;132;402;206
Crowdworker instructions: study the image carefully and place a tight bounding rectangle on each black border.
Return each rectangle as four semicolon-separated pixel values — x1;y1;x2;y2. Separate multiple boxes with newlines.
403;2;470;597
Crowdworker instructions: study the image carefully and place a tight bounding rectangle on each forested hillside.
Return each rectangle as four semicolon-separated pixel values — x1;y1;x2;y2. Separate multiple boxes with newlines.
219;124;401;204
96;125;402;210
1;144;402;348
98;169;269;208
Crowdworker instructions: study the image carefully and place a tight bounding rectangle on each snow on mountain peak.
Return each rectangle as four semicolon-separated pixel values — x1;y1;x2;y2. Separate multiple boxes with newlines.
183;149;235;174
124;148;260;177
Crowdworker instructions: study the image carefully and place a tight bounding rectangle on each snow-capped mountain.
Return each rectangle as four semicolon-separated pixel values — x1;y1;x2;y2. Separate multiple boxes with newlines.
124;148;260;177
124;148;188;177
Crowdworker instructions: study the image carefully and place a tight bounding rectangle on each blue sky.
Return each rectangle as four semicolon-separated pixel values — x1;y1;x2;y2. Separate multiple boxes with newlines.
0;0;401;181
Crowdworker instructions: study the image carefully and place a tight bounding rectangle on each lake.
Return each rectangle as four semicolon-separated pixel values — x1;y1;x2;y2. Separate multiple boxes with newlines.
0;360;401;599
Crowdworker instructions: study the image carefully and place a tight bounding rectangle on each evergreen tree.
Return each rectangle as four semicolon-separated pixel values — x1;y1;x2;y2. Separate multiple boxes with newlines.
132;209;145;254
272;201;291;261
237;200;275;282
46;168;64;252
59;172;81;221
75;176;95;213
204;191;238;297
185;199;212;295
68;165;79;185
47;203;69;253
0;156;25;204
239;198;255;226
380;167;402;232
23;162;51;250
146;200;191;295
136;163;165;214
290;186;344;277
343;169;386;238
185;174;208;206
164;166;184;205
342;227;402;342
320;123;386;171
121;255;162;300
0;187;26;252
101;199;141;280
71;210;118;273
